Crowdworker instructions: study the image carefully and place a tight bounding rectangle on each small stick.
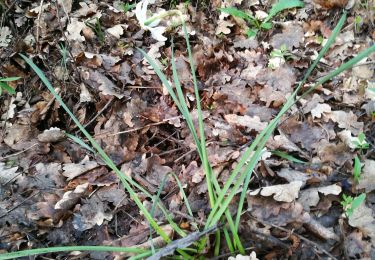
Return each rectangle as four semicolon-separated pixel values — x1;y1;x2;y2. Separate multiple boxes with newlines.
94;116;181;138
82;97;114;129
0;143;38;162
0;191;40;219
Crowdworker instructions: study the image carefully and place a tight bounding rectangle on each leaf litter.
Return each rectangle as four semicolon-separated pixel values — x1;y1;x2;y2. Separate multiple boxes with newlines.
0;0;375;259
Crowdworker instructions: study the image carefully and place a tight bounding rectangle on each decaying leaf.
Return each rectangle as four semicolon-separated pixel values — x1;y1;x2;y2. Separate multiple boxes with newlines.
0;162;19;185
65;18;87;42
247;196;310;226
0;27;12;47
270;23;304;51
55;183;89;210
81;69;125;99
37;127;65;143
356;160;375;192
73;195;113;231
298;184;342;210
348;201;375;242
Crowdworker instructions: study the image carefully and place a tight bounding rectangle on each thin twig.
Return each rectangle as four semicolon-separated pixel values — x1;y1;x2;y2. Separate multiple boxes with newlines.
0;191;40;219
35;0;44;53
0;143;38;162
82;97;114;129
94;116;181;138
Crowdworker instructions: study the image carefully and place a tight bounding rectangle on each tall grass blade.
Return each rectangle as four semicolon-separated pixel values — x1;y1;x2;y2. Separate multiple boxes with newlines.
0;246;147;260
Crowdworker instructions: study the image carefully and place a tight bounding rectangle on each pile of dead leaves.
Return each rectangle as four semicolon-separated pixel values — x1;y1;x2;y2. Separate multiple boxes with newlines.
0;0;374;259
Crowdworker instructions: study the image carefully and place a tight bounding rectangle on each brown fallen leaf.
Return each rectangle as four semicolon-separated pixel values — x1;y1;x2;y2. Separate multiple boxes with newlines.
312;0;349;9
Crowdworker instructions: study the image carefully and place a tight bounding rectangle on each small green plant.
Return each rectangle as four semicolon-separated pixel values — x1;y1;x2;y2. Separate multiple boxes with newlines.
352;132;369;150
58;43;68;73
353;155;362;183
85;18;105;44
354;15;363;33
0;77;20;95
271;150;306;164
122;2;136;12
268;44;292;68
220;0;304;38
340;193;366;217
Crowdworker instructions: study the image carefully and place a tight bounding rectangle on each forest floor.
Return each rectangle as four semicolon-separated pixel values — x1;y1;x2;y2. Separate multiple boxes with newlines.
0;0;375;259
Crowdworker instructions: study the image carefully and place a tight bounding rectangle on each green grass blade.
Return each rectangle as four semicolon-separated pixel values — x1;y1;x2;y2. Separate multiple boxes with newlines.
271;150;307;164
182;23;215;209
65;133;95;153
0;82;16;94
0;77;21;82
170;41;203;157
219;7;256;22
0;246;147;260
266;0;304;22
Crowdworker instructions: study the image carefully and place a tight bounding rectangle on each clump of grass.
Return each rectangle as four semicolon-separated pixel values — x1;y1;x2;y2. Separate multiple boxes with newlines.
1;7;375;260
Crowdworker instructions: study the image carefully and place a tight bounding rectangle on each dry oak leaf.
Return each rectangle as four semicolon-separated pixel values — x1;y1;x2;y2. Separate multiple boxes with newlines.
327;111;363;135
298;184;342;210
65;18;86;42
249;181;303;202
228;252;259;260
107;24;124;39
224;114;267;132
0;26;12;47
257;65;296;107
270;23;304;51
344;231;372;259
311;103;331;119
74;2;98;17
356;160;375;192
62;155;98;180
216;20;234;35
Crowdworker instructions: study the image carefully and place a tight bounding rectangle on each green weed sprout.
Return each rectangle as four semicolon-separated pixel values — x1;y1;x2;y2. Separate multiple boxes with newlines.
85;18;105;44
220;0;304;38
353;155;362;183
0;77;20;95
340;193;366;218
352;132;369;150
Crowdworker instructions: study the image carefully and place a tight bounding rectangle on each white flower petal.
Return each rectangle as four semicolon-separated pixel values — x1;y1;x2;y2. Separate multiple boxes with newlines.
150;26;167;41
135;0;148;24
